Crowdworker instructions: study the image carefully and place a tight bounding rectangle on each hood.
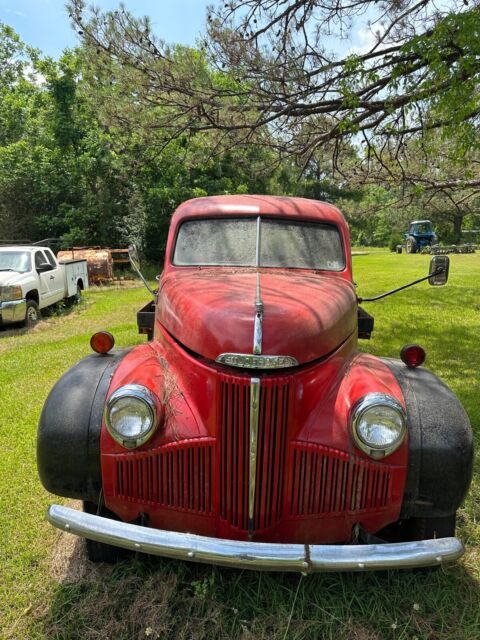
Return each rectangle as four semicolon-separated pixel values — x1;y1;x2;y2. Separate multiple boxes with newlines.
0;271;26;286
158;270;357;365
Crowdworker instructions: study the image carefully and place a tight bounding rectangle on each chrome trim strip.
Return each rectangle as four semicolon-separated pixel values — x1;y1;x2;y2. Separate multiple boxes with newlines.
253;282;263;355
47;504;465;572
248;377;260;535
216;354;298;369
255;215;262;267
253;216;263;355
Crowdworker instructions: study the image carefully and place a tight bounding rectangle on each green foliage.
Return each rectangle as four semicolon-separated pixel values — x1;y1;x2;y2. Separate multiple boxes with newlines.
0;18;477;253
0;26;287;254
389;233;404;252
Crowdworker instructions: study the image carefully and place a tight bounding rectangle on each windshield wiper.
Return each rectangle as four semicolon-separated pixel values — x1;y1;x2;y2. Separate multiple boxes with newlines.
0;268;16;271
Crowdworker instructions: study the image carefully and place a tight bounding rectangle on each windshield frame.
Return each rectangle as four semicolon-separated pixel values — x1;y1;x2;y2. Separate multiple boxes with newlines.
171;215;346;272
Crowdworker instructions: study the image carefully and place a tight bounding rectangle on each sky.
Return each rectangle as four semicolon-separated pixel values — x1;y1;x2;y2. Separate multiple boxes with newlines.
0;0;378;60
0;0;211;57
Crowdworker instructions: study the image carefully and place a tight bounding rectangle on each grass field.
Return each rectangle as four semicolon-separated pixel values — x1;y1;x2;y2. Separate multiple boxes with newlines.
1;252;479;639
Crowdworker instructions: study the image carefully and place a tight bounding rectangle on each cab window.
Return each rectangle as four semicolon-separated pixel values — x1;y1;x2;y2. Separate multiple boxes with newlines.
35;251;49;269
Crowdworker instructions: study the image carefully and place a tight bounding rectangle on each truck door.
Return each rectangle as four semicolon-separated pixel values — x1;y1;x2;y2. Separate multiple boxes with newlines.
34;250;55;307
43;249;65;302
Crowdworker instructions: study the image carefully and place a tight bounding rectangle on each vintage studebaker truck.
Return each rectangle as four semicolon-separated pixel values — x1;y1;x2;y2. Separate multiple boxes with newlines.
38;196;473;571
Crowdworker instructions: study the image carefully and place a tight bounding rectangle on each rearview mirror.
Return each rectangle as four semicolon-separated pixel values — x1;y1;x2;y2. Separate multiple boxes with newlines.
428;255;449;286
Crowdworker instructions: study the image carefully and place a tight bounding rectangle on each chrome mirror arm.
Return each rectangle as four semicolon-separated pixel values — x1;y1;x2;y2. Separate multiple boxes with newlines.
128;245;156;299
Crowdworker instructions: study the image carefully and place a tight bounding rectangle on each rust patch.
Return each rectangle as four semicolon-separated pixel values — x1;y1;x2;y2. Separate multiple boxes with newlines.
58;248;114;284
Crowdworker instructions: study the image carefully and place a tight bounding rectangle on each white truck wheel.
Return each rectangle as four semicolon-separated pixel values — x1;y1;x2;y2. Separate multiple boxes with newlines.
25;300;40;327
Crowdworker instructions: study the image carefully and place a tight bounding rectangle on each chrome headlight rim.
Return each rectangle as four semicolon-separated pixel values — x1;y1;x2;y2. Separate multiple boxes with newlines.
105;383;159;449
351;392;406;459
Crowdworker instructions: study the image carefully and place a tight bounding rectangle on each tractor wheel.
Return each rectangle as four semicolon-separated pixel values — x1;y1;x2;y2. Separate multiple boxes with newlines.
83;501;131;563
405;238;418;254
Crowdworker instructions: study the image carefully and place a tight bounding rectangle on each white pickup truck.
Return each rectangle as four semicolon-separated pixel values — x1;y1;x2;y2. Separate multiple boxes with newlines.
0;245;89;327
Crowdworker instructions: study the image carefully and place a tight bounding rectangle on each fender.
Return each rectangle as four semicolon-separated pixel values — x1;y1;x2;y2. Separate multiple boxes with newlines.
383;358;473;518
37;349;130;502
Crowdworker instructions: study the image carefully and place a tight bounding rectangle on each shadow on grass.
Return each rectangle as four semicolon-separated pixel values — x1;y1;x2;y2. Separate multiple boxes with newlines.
0;300;88;338
39;535;480;640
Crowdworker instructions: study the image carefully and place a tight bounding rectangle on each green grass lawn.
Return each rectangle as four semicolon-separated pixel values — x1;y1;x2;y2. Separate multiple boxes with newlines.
1;254;479;640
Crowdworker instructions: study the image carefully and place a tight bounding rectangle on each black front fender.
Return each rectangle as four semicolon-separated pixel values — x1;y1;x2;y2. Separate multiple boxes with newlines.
37;349;130;502
383;358;473;518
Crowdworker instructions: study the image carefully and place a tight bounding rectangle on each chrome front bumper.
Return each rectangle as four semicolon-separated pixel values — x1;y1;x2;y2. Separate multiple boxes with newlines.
0;298;26;324
47;505;464;572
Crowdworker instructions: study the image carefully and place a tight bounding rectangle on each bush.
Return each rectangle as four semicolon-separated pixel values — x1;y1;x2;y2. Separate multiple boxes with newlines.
389;233;404;252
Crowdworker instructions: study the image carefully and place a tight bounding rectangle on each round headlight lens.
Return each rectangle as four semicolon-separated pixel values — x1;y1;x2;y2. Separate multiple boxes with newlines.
352;393;406;458
105;384;159;448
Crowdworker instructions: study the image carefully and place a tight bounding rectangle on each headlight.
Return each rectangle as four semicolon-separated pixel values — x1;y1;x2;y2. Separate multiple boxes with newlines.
351;393;406;459
0;285;23;302
105;384;161;448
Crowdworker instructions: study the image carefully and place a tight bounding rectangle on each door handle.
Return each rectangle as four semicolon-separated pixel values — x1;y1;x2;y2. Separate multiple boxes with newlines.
50;275;54;280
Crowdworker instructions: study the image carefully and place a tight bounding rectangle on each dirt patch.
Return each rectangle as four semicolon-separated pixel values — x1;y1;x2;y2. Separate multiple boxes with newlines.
49;501;107;584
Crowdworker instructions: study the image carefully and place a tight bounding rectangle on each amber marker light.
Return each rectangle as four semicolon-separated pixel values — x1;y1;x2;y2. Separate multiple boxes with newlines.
90;331;115;354
400;344;426;368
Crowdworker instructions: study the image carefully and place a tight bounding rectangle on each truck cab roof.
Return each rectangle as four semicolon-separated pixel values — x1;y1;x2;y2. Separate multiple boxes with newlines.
0;245;51;253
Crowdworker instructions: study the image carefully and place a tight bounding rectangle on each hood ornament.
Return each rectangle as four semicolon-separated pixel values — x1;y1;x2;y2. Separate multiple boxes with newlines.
253;216;263;355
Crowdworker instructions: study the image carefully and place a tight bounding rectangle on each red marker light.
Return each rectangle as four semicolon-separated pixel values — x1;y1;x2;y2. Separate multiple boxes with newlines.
400;344;426;368
90;331;115;354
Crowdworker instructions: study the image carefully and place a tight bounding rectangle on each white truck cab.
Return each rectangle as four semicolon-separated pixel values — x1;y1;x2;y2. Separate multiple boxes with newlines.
0;245;89;326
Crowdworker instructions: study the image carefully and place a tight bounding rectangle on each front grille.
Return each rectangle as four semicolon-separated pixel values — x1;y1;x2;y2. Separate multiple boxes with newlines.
111;380;395;531
114;439;214;514
290;443;391;516
219;374;290;531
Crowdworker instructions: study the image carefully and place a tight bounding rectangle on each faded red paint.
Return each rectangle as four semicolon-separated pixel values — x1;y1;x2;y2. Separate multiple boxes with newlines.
100;195;408;544
158;270;357;364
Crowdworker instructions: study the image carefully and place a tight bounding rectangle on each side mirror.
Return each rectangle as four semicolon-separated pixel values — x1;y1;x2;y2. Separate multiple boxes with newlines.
37;262;53;273
428;255;449;286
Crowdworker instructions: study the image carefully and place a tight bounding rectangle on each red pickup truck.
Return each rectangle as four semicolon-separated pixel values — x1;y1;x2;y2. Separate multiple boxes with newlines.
38;196;472;571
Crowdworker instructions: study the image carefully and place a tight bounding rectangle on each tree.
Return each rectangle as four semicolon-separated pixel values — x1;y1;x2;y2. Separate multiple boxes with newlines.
68;1;480;177
0;23;290;255
344;129;480;241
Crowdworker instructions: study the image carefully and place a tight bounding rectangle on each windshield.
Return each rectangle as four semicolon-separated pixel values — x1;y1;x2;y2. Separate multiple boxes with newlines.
411;222;433;234
0;251;31;273
173;218;345;271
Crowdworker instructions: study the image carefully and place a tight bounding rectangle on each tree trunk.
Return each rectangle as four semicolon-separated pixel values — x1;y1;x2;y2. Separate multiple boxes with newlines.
453;215;463;243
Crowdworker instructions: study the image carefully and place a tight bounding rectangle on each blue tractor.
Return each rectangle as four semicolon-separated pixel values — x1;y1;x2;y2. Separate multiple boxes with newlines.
397;220;438;254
